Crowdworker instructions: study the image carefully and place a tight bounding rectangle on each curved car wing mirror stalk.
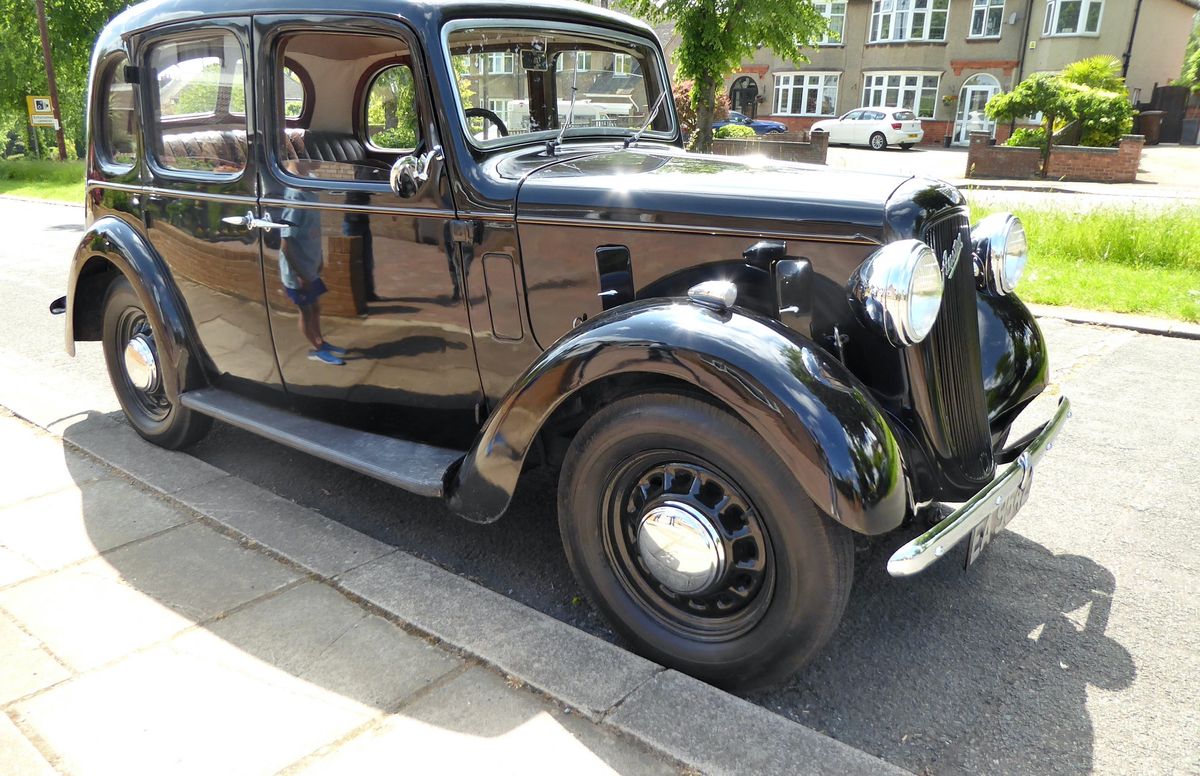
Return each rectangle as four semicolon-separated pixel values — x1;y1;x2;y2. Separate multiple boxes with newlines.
389;145;444;198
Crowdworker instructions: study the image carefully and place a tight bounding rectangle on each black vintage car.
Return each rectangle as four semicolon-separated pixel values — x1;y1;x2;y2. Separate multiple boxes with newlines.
58;0;1068;690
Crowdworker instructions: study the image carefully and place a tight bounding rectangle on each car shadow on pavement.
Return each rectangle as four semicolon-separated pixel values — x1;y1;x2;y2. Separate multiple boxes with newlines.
57;410;1134;776
54;411;672;775
748;531;1136;775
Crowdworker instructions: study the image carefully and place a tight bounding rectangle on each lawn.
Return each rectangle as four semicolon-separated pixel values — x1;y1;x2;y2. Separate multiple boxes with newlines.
0;159;85;203
969;204;1200;323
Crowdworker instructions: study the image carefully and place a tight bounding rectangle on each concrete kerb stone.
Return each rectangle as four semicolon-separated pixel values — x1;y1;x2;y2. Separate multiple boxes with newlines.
1028;304;1200;341
10;403;904;774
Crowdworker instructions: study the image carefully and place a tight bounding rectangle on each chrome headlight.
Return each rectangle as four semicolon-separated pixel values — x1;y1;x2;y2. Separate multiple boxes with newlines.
848;239;944;347
971;213;1028;294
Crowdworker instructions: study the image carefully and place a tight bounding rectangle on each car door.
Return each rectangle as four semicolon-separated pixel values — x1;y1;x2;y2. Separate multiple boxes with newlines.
830;110;860;144
251;15;484;445
135;20;283;389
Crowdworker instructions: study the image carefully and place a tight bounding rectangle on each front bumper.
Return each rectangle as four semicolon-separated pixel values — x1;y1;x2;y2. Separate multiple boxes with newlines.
886;396;1071;577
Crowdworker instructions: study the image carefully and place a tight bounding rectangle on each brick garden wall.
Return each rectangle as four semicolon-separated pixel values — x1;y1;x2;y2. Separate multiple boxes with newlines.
965;131;1145;184
711;131;828;164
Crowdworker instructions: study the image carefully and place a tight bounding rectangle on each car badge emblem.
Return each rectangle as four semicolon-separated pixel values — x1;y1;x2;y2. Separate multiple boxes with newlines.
942;234;963;280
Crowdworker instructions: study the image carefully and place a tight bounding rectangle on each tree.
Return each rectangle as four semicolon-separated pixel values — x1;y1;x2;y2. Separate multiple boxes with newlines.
0;0;133;158
1180;17;1200;91
986;73;1072;175
622;0;827;153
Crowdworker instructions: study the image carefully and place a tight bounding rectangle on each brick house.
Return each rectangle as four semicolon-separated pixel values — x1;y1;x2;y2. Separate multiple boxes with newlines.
647;0;1200;145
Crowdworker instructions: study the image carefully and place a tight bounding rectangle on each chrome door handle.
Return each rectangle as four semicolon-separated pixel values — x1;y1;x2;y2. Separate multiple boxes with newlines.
221;210;286;231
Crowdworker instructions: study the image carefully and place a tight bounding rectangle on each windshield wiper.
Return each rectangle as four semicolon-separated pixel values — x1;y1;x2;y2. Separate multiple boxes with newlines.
622;89;670;149
547;53;580;156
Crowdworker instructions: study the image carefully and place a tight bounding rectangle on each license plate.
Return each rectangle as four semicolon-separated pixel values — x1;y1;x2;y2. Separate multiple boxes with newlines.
907;133;920;138
965;475;1033;568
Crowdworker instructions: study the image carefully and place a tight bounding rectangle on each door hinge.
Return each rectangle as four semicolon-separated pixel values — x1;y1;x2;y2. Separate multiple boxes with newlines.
449;219;475;246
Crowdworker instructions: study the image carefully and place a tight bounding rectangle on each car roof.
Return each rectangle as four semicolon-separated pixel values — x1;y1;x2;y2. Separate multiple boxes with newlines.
97;0;655;51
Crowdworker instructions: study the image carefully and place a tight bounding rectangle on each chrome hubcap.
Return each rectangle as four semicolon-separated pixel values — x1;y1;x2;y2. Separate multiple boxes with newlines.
123;334;158;393
636;500;726;595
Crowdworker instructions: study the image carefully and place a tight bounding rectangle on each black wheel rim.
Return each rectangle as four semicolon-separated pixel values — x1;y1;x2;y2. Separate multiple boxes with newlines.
602;451;774;641
115;306;170;422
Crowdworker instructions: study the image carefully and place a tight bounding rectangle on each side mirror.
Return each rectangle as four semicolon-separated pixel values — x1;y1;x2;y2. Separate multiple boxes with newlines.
389;144;444;198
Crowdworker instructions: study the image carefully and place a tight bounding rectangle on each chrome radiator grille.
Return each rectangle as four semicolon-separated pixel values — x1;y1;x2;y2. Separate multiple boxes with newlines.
918;213;995;488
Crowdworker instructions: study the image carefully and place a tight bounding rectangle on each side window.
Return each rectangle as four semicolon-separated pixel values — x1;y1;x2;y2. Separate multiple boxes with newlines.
98;55;137;169
148;31;248;175
365;64;419;151
282;66;307;120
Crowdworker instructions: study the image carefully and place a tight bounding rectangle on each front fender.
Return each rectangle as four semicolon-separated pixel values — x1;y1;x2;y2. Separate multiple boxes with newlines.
447;298;908;535
66;216;204;400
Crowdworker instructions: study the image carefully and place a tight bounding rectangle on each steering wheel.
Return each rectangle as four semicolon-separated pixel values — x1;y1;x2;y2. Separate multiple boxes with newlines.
464;107;509;138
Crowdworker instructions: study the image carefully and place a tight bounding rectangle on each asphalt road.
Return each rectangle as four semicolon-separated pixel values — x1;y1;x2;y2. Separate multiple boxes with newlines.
2;197;1196;775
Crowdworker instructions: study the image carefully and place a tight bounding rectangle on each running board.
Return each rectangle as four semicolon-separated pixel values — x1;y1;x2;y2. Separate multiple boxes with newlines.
180;388;463;498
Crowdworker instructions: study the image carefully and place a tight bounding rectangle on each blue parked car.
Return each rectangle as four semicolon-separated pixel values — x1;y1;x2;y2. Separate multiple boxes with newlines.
713;111;788;135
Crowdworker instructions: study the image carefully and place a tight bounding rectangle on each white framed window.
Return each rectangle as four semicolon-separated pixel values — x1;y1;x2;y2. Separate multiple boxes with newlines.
1043;0;1103;36
486;98;507;114
870;0;950;43
556;51;593;72
863;72;941;118
970;0;1006;38
816;2;847;45
486;52;514;74
773;72;840;116
613;53;633;75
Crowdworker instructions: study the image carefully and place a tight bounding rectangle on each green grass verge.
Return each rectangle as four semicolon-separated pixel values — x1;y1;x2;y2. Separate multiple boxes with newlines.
0;159;85;203
970;204;1200;323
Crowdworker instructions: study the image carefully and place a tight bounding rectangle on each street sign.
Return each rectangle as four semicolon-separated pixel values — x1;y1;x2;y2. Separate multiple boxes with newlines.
26;95;57;128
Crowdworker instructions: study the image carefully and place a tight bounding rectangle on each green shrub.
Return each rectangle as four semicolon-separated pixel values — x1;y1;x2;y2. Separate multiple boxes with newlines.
1067;84;1134;147
1007;127;1047;149
714;123;756;139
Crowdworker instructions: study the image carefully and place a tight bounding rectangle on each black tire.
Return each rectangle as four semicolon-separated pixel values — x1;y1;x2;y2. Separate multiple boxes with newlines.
557;393;853;691
102;276;211;449
869;132;888;151
900;143;914;150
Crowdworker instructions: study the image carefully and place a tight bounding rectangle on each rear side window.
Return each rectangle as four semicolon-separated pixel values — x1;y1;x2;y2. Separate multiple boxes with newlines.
148;31;248;175
98;56;137;170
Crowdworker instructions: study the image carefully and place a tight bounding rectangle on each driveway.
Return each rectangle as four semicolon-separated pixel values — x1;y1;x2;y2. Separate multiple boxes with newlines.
2;197;1197;774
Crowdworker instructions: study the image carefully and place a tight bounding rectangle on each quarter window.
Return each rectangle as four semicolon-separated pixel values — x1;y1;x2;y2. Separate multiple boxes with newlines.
970;0;1006;38
1043;0;1103;36
282;67;306;119
870;0;950;43
773;72;840;117
816;2;847;45
98;55;137;169
863;72;940;118
365;64;420;151
148;31;248;175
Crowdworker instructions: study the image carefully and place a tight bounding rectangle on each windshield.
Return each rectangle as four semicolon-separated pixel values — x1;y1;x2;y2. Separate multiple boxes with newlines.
445;23;674;149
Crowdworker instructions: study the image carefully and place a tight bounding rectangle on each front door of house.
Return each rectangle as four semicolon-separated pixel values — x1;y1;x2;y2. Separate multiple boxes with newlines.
955;83;999;145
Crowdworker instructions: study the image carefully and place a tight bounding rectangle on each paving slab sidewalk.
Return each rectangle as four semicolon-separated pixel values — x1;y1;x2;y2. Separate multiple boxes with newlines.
0;407;905;776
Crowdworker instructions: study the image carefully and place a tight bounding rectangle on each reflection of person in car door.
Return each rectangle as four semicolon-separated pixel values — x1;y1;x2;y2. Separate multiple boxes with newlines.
279;172;348;365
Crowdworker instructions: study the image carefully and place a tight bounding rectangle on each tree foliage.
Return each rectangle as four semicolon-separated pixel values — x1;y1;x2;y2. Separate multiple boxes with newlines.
0;0;132;158
671;78;728;146
1181;18;1200;91
987;58;1134;175
622;0;827;152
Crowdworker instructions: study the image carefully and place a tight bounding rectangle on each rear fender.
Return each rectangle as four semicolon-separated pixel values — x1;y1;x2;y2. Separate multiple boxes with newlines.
447;298;908;535
66;216;205;400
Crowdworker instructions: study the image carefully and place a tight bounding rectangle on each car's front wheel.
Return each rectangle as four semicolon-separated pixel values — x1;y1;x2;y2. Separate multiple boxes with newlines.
102;276;211;449
557;393;853;691
869;132;888;151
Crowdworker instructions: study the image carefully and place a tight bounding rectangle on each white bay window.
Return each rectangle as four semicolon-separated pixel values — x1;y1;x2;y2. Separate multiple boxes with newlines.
863;72;940;118
1043;0;1103;36
870;0;949;43
774;72;840;117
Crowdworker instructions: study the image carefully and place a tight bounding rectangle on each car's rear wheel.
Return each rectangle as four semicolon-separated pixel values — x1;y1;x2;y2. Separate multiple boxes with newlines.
102;276;211;449
557;393;853;691
869;132;888;151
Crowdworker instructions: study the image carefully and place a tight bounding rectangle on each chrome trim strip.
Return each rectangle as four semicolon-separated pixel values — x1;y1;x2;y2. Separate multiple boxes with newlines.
257;197;457;219
86;180;143;194
516;216;883;246
886;396;1072;578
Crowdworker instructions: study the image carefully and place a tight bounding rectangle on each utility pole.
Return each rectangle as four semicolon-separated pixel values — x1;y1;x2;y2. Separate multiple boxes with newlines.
33;0;68;160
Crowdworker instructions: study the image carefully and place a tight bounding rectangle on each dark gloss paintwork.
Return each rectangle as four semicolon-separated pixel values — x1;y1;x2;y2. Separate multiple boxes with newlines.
449;298;908;536
66;0;1051;533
